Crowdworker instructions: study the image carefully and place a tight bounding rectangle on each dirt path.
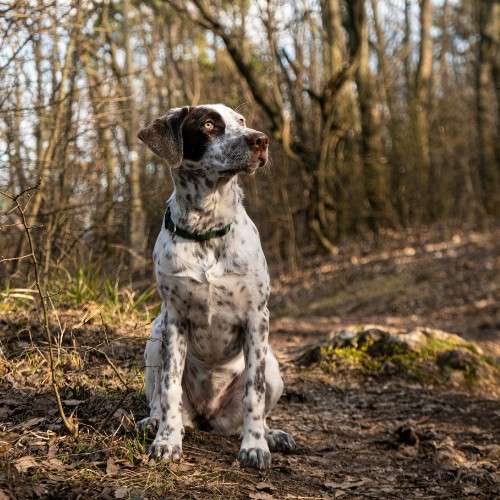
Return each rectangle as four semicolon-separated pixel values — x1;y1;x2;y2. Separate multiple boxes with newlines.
271;229;500;356
2;325;498;499
1;229;499;498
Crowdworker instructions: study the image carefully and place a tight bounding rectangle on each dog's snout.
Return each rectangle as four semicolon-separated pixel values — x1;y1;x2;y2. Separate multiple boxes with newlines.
245;132;269;149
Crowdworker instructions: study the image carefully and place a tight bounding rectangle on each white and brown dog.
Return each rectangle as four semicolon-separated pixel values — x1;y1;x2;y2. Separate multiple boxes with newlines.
137;104;295;469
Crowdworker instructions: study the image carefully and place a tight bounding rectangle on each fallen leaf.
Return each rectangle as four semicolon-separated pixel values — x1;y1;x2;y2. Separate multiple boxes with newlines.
255;482;275;493
13;455;38;473
106;457;120;476
0;441;11;454
249;493;273;500
47;441;58;459
0;490;10;500
62;399;84;406
168;462;195;473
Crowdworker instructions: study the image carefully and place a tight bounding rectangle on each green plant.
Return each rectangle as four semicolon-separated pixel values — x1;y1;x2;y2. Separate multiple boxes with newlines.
0;281;37;310
60;266;102;305
39;264;161;320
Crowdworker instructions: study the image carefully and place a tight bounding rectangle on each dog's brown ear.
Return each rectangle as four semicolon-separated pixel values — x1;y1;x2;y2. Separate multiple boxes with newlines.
138;106;190;167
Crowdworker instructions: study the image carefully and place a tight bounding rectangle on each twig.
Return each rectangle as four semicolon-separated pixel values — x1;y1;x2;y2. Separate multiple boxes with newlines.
98;388;134;433
0;186;78;437
86;346;132;432
0;253;33;263
87;347;129;389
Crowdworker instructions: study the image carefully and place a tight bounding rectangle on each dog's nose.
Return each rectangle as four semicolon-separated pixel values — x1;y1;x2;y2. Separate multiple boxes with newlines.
245;132;269;149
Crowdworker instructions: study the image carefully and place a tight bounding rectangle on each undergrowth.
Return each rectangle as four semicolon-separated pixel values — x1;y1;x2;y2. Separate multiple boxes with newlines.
0;264;160;323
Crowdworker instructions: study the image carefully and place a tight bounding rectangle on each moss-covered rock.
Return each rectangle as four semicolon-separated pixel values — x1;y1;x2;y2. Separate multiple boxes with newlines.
295;325;498;392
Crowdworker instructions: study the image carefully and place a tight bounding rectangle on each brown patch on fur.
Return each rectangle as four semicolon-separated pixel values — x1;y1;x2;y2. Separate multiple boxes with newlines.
182;107;225;161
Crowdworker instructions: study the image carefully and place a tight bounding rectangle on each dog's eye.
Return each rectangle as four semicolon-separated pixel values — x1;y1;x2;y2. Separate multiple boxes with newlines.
239;118;246;126
203;120;215;131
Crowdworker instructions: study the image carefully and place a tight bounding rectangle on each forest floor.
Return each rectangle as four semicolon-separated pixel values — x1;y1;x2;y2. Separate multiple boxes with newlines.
0;228;499;499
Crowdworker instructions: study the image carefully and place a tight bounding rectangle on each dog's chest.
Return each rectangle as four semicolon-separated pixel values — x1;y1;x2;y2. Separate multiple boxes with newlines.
154;222;269;361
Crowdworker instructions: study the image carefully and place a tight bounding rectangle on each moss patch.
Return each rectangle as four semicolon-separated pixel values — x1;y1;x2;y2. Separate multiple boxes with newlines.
314;327;498;389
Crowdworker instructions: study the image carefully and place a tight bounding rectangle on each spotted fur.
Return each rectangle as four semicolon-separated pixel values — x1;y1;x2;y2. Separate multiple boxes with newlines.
138;104;295;469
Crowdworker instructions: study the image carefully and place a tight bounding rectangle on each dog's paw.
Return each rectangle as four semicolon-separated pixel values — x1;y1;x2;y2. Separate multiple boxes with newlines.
149;438;183;462
238;447;272;470
266;429;296;453
136;416;159;436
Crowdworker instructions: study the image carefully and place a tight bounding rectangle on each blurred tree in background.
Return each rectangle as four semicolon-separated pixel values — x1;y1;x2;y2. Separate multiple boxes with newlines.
1;0;499;279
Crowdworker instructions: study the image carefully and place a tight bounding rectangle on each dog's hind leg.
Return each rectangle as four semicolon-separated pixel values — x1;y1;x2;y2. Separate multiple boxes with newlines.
209;346;295;453
263;348;296;453
263;346;283;412
137;310;165;436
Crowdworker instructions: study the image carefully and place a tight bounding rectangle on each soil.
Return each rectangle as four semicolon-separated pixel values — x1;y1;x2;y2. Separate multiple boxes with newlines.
0;229;499;499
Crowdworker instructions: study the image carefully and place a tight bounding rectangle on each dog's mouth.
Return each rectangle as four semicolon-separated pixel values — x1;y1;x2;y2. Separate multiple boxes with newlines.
247;151;268;173
218;152;268;177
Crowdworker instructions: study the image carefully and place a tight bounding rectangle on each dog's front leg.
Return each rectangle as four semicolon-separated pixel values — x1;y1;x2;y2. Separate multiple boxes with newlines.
149;314;187;461
239;310;272;469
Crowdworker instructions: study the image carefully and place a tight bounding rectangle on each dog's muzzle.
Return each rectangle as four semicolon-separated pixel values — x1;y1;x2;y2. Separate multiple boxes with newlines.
245;132;269;169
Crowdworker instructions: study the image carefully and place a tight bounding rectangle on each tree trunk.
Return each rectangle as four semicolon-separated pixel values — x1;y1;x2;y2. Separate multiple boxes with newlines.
316;0;350;242
29;7;81;222
355;0;391;233
371;0;407;225
414;0;433;218
476;0;500;213
124;0;145;269
84;55;117;244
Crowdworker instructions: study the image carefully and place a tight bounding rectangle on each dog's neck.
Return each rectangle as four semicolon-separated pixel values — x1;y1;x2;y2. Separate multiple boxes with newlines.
169;168;242;233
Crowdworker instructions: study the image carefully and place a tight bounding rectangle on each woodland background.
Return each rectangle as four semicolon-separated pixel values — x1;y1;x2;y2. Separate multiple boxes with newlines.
1;0;499;279
1;2;500;498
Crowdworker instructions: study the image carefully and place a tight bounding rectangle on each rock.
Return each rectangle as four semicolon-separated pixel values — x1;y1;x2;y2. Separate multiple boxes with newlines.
329;327;422;355
114;488;128;499
328;329;358;348
366;337;410;358
396;425;419;447
295;345;322;367
436;349;479;372
399;329;428;350
357;328;390;347
283;389;308;403
419;328;482;354
295;325;486;386
328;326;480;355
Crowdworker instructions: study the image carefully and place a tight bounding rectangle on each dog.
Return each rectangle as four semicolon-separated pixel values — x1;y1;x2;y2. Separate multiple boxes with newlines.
137;104;295;469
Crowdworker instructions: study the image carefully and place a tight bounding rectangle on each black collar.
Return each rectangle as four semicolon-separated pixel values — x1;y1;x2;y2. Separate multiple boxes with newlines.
164;207;232;241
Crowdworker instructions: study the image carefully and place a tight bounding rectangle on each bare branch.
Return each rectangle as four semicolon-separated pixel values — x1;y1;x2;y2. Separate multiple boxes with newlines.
0;186;78;437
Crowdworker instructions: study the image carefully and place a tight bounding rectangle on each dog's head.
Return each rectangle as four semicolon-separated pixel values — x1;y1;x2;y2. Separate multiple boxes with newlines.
138;104;269;176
